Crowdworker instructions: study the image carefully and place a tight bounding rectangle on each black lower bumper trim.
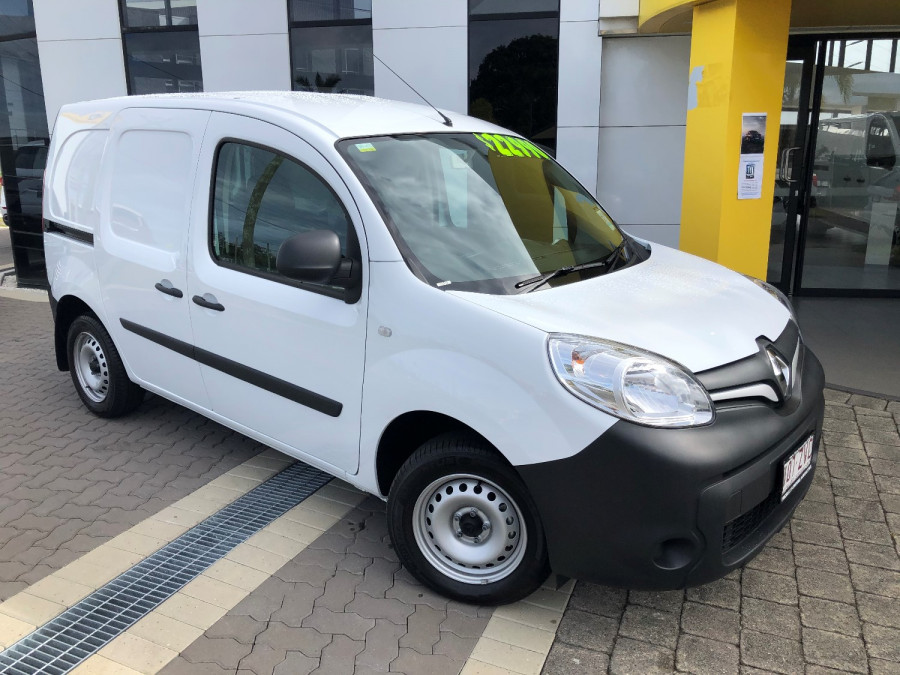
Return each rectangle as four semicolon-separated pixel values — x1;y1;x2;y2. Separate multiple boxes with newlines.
517;346;825;589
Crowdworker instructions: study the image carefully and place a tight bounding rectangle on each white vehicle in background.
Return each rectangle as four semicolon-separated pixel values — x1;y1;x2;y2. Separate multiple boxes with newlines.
812;112;900;234
43;93;825;604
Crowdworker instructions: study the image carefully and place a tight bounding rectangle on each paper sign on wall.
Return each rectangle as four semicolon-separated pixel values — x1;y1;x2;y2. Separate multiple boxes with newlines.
738;113;767;200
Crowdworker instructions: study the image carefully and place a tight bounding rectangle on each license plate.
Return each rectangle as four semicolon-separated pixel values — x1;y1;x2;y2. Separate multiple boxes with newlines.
782;434;814;500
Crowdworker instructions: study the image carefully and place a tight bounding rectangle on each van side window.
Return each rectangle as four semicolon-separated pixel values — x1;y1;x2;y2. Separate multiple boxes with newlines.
48;130;108;229
211;142;349;277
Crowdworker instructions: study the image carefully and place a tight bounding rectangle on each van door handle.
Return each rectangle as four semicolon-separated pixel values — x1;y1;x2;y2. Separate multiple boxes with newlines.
154;281;183;298
192;294;225;312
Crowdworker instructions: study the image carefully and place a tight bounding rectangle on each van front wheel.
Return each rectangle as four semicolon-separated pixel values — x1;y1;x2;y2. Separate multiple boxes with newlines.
67;315;143;418
387;435;549;604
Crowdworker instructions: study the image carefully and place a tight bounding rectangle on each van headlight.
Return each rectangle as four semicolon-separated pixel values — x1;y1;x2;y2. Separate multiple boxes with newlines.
548;334;714;427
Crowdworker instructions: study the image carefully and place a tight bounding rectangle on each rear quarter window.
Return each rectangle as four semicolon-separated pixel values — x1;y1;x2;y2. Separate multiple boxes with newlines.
48;130;108;230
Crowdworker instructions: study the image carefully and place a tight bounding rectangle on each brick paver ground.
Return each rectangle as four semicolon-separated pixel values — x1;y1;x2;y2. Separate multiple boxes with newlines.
543;389;900;675
159;497;492;675
3;292;900;674
0;295;259;600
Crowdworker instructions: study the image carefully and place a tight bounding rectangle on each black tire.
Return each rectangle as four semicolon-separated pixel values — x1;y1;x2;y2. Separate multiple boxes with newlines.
387;433;550;605
67;314;143;418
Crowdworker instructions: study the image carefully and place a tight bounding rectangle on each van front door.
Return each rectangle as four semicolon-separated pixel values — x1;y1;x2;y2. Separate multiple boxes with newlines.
187;112;367;474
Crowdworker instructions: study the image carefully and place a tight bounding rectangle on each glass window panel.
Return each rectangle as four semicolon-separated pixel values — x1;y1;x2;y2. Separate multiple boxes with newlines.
290;25;373;95
170;0;197;26
212;143;350;277
800;39;900;291
469;0;558;16
469;18;559;152
289;0;372;23
870;39;894;73
123;0;197;28
124;31;203;94
0;0;34;37
842;39;868;70
0;33;49;284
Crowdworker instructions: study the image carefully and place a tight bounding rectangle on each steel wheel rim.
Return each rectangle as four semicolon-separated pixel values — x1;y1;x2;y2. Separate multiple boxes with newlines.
73;332;109;403
412;473;527;585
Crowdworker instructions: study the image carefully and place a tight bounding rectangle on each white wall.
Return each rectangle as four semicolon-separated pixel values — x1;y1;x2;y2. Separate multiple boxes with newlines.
372;0;468;114
556;0;603;193
34;0;128;129
597;35;690;247
197;0;292;92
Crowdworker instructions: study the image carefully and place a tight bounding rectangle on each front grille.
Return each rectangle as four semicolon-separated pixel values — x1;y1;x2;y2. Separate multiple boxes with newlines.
722;490;780;552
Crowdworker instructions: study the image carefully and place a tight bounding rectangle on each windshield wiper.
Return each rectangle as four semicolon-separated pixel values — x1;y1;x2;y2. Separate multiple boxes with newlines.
515;240;630;294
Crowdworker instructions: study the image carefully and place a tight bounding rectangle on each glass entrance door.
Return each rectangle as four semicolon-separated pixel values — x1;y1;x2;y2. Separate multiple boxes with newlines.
768;42;817;290
769;36;900;296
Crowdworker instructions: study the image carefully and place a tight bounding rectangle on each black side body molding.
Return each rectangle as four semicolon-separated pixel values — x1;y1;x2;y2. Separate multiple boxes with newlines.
44;220;94;246
119;319;343;417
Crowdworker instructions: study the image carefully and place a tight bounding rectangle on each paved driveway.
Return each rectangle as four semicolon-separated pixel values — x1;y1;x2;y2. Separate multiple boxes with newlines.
0;291;898;674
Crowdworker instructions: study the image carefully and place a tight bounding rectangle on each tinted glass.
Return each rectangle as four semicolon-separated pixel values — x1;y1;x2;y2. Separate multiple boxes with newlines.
469;18;559;152
212;143;350;278
290;25;373;95
122;0;198;28
0;31;49;286
339;133;625;294
799;38;900;291
0;0;34;37
290;0;371;22
469;0;558;15
124;31;202;94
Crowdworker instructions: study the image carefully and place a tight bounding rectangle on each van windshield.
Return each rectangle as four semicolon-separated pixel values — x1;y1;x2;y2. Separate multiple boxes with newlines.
338;132;636;294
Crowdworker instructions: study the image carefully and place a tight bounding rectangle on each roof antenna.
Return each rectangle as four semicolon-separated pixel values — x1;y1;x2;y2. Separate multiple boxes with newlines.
373;54;453;127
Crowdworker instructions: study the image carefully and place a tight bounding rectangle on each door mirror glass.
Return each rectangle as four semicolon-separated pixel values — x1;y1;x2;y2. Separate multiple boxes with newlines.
866;119;896;170
276;229;342;283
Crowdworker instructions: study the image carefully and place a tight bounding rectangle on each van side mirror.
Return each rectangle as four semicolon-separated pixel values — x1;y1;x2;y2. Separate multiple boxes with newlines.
276;230;342;284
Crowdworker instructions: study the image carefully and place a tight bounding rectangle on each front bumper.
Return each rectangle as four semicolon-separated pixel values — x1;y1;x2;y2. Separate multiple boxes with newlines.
517;346;825;589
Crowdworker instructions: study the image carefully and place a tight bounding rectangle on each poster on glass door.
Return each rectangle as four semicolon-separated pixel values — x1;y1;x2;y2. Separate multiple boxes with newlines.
738;113;767;199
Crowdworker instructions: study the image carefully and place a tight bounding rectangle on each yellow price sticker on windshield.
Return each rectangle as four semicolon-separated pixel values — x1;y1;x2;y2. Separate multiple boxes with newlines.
473;133;550;159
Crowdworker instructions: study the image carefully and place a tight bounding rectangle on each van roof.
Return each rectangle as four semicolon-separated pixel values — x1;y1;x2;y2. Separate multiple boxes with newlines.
56;91;506;142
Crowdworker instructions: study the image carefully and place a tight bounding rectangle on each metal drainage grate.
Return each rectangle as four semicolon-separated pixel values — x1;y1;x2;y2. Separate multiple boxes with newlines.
0;461;332;675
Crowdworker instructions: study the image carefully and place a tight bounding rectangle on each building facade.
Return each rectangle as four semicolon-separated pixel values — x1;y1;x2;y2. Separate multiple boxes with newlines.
3;0;900;296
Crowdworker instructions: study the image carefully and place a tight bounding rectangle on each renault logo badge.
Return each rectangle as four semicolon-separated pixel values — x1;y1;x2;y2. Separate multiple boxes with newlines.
766;346;791;398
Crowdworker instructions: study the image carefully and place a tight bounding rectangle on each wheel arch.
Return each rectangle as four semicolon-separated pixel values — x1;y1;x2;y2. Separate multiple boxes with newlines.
54;295;99;371
375;411;499;497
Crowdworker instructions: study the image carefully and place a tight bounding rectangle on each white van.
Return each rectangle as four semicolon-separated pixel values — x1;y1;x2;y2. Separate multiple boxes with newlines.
43;93;825;604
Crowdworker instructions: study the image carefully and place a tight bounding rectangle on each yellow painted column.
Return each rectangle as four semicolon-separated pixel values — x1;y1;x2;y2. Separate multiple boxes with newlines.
678;0;791;278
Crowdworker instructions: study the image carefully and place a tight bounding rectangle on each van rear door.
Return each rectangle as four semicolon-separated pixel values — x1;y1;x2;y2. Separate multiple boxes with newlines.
97;108;212;408
186;112;367;474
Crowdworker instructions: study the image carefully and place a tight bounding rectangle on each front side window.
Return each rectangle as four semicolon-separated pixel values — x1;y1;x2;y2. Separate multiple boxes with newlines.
339;132;630;294
211;142;350;281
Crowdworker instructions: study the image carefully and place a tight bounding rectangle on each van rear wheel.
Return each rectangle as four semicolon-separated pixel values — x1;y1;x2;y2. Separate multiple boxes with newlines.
67;315;143;418
387;434;549;604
